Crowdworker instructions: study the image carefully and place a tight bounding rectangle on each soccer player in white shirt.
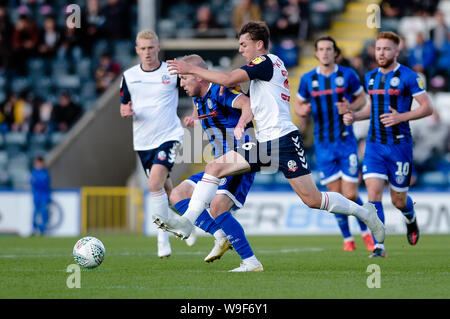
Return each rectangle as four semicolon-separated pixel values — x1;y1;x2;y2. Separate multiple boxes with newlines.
156;22;385;270
120;30;184;258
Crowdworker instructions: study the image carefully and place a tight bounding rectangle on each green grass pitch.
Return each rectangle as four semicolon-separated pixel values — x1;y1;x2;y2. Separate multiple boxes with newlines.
1;234;449;299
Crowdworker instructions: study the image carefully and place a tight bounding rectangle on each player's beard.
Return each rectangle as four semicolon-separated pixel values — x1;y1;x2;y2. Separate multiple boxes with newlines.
377;56;395;68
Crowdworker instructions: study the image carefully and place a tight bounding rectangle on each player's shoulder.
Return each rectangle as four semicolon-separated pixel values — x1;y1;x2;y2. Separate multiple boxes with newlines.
300;68;316;81
364;68;379;81
397;64;418;77
337;65;358;76
122;64;142;80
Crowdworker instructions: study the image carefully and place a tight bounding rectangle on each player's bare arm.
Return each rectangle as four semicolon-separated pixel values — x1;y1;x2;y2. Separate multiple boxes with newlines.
232;94;253;140
184;101;198;128
294;98;311;133
167;59;250;88
343;101;371;126
120;101;134;118
335;91;367;114
379;92;433;127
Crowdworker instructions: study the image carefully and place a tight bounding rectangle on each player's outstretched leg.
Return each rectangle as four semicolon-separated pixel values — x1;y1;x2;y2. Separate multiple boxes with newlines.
153;173;220;239
320;192;385;244
368;201;387;258
354;196;375;251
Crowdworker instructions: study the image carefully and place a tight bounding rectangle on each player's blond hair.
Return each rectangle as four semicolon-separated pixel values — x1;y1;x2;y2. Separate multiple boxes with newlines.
181;54;208;69
136;30;159;44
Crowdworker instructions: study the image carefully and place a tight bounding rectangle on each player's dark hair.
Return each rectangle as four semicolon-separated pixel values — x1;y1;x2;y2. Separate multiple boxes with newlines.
314;36;338;52
238;21;270;50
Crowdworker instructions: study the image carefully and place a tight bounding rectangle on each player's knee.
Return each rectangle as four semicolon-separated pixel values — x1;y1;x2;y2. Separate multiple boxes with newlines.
168;190;181;205
391;195;407;209
204;162;223;178
343;190;358;202
302;193;322;209
149;175;168;192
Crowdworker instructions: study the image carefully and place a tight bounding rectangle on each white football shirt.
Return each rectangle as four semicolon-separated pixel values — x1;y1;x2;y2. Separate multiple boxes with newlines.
121;62;184;150
240;54;298;142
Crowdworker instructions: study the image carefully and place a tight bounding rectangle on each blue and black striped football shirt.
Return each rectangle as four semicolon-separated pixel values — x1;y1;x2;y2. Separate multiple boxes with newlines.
364;64;425;145
193;83;253;158
297;65;363;144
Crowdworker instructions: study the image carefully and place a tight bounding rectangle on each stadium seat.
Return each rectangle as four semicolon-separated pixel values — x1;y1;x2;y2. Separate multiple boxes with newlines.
29;133;49;151
50;131;67;148
51;60;70;77
0;169;10;188
9;167;30;189
77;58;92;80
55;74;81;90
28;58;47;76
0;150;7;169
0;133;4;150
11;77;31;94
4;131;27;152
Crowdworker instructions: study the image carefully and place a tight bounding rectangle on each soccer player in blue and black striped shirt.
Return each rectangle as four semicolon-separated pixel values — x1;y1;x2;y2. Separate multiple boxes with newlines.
295;36;375;252
344;31;433;258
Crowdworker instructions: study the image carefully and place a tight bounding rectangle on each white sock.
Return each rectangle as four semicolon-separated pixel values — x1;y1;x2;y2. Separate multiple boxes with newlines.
151;190;170;244
243;255;258;264
375;243;385;250
158;228;169;244
184;173;220;224
150;189;168;218
320;192;369;221
213;229;226;240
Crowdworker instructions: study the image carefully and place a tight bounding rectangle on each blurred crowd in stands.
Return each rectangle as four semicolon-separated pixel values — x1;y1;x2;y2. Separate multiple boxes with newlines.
0;0;136;188
0;0;135;137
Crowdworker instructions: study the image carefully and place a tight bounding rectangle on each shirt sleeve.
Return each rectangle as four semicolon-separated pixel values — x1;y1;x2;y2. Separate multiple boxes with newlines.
406;72;426;97
216;87;242;109
240;55;273;81
120;75;131;104
347;69;363;96
297;76;310;101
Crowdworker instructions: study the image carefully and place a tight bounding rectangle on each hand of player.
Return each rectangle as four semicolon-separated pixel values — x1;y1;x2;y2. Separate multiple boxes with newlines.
335;97;350;115
120;101;134;118
343;111;355;126
380;106;403;127
184;116;196;128
234;123;245;140
297;102;311;117
167;58;192;75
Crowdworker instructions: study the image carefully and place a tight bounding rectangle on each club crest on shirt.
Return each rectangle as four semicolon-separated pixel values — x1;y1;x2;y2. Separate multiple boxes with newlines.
251;56;266;65
396;175;405;185
219;178;227;186
162;75;171;84
287;160;298;172
207;98;213;109
335;76;345;86
417;77;424;89
312;80;319;88
390;77;400;87
369;78;375;86
157;151;167;161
